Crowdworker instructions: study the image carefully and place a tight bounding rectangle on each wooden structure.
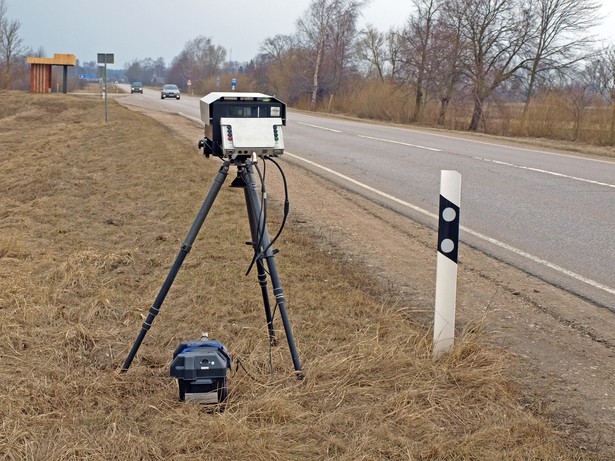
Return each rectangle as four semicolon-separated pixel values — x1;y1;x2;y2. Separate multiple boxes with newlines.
26;53;76;93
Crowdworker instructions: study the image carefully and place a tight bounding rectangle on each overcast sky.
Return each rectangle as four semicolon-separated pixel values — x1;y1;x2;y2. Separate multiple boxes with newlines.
7;0;615;69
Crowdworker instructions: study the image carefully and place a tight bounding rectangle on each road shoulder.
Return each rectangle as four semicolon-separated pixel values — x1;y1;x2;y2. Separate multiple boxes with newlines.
123;103;615;459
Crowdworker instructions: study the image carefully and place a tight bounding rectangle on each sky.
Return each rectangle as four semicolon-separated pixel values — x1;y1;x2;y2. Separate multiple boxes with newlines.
6;0;615;70
7;0;412;68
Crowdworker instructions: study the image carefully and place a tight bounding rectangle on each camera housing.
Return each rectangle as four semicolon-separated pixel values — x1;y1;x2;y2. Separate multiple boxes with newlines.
199;92;286;158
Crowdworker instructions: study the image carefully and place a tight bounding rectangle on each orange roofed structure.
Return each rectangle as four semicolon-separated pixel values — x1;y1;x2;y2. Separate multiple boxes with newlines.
26;53;77;94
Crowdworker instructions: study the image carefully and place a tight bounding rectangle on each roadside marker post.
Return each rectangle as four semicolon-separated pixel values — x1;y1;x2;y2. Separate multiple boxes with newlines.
433;170;461;358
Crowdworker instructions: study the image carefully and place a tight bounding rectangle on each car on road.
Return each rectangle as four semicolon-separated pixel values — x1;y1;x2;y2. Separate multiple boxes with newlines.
130;82;143;94
161;84;180;100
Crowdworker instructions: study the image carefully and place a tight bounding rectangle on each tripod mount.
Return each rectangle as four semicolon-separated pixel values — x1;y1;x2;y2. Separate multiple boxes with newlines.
120;153;302;377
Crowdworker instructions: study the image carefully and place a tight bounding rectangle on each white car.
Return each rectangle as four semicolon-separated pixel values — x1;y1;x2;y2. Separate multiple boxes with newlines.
161;84;180;100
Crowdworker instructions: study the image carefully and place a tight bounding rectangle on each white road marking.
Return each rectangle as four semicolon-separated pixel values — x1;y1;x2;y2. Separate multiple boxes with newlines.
460;226;615;296
285;151;615;297
285;152;437;218
358;135;442;152
379;123;615;165
292;111;615;164
297;122;341;133
474;157;615;189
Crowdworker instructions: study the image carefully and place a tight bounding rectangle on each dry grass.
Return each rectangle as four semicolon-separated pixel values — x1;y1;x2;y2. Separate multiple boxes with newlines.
0;92;592;460
321;80;615;150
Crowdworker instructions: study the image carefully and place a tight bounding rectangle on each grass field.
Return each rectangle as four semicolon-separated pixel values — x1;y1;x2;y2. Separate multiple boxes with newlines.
0;92;592;460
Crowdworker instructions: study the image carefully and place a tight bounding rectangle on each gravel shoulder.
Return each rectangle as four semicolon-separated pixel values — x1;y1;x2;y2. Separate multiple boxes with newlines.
126;103;615;459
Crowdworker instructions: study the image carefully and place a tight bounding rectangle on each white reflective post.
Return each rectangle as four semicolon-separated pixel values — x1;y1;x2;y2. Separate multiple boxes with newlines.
433;170;461;358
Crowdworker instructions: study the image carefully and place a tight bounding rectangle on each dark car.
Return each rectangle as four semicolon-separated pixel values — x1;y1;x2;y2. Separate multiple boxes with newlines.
161;84;180;100
130;82;143;94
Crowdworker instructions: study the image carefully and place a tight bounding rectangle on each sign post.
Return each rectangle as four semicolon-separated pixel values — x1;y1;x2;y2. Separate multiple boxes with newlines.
97;53;114;123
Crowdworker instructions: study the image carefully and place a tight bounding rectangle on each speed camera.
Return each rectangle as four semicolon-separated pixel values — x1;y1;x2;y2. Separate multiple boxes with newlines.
199;92;286;158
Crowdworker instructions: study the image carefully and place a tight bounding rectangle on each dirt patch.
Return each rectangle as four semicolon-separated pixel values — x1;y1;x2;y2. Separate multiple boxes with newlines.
130;103;615;458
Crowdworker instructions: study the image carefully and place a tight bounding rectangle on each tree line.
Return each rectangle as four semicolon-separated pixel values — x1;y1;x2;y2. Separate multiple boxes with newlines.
3;0;615;144
249;0;614;143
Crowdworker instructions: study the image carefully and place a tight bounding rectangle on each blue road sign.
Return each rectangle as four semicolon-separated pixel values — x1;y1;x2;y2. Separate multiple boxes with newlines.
79;74;97;79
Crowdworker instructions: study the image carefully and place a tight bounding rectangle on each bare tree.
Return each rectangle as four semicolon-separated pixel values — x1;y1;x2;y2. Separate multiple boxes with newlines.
446;0;534;131
385;29;404;81
329;1;363;94
0;0;26;89
596;46;615;144
184;36;226;79
297;0;367;108
563;67;597;141
355;25;387;81
254;34;307;102
33;46;46;58
152;57;166;83
297;0;335;107
124;60;143;83
401;0;443;122
167;36;226;89
521;0;602;124
0;0;5;40
261;34;297;64
430;3;464;125
124;57;166;85
141;58;155;84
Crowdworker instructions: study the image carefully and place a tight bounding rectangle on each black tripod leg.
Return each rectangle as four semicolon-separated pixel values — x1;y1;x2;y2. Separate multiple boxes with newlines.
121;160;231;372
242;176;277;345
241;161;302;376
257;261;277;345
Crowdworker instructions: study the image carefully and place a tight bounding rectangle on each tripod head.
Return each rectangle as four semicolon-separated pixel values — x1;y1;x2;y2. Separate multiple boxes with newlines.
198;92;286;159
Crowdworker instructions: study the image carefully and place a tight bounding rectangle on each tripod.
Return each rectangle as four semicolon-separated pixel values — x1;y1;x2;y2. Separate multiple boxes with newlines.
121;156;302;376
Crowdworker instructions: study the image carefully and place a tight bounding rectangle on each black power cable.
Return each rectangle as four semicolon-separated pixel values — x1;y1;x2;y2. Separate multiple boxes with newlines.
245;156;290;276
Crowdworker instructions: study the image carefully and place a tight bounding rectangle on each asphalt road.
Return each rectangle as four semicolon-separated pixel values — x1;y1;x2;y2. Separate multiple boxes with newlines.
117;86;615;311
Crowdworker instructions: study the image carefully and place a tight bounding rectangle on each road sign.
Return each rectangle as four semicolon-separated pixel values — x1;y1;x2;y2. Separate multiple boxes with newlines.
97;52;114;123
79;74;97;79
187;79;192;86
231;78;237;91
97;53;114;64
